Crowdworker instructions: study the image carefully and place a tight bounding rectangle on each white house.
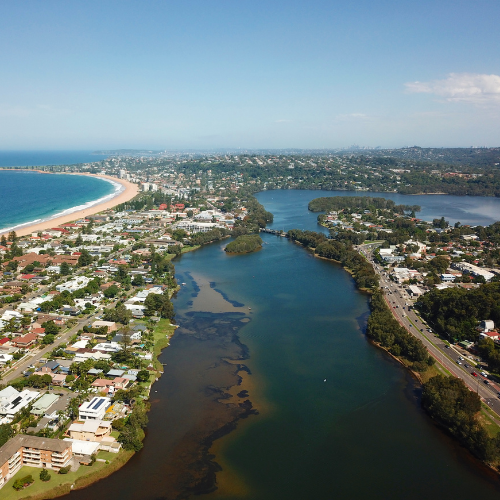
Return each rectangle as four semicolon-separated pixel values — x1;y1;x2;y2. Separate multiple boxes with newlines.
78;397;112;420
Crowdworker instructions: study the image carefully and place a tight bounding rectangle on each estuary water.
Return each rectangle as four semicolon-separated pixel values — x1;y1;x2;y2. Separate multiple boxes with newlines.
64;190;500;500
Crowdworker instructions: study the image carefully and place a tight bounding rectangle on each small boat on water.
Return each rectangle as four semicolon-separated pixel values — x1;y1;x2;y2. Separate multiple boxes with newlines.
181;282;187;285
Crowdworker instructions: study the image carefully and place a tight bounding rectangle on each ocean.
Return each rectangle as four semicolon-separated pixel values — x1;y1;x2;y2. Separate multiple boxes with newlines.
0;170;119;234
0;150;108;167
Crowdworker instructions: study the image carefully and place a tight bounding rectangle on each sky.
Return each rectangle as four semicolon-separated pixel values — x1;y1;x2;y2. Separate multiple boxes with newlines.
1;0;499;150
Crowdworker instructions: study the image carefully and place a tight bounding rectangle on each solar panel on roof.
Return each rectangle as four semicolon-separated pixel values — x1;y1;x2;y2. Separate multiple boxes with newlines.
11;396;22;408
92;399;105;410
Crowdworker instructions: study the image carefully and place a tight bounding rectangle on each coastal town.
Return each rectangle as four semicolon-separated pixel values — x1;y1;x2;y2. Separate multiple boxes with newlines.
1;150;500;495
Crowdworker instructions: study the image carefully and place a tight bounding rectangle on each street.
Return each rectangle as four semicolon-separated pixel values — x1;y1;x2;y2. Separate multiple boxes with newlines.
360;243;500;419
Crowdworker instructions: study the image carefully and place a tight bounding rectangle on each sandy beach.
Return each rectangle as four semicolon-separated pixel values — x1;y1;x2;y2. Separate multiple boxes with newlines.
0;173;139;238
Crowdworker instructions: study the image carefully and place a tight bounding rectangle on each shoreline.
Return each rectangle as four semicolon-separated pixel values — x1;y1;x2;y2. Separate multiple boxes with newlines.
0;172;139;237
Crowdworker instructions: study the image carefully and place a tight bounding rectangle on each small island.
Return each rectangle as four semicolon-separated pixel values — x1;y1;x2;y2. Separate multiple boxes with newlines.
225;234;263;254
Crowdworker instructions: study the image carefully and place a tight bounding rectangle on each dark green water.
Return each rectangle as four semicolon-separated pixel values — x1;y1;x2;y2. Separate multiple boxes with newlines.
64;190;500;500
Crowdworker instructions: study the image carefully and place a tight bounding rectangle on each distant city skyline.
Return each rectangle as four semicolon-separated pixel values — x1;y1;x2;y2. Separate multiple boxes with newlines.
1;0;499;150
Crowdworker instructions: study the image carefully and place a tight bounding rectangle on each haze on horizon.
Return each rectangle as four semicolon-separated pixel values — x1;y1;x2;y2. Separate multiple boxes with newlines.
1;0;499;151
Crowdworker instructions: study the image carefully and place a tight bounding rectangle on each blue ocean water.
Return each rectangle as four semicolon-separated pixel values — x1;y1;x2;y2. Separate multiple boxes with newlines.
0;150;108;167
0;170;118;233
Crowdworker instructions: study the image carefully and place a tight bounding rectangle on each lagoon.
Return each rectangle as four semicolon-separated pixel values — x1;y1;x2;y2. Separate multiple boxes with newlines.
64;190;500;500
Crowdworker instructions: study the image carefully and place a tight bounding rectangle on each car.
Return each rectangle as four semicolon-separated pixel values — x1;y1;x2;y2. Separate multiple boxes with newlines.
484;380;490;384
472;372;477;376
457;361;462;365
464;364;469;368
445;345;450;349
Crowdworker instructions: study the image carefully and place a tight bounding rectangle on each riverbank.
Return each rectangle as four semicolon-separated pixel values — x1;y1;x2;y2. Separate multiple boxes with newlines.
2;318;176;500
0;173;139;237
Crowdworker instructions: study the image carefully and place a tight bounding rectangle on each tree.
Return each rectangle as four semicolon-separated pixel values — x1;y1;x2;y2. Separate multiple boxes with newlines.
172;229;188;241
103;284;120;298
78;249;93;267
60;261;71;276
42;334;55;345
42;321;60;335
137;369;150;382
144;294;174;319
0;423;14;447
132;274;144;287
40;469;51;481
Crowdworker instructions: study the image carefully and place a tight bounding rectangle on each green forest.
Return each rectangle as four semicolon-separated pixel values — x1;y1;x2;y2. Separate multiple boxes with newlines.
417;283;500;342
286;229;379;290
225;234;263;254
366;291;433;370
422;375;500;465
308;196;419;214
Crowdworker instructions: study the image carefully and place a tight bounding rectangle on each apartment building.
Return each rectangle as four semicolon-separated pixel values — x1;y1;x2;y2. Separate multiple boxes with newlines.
0;435;72;488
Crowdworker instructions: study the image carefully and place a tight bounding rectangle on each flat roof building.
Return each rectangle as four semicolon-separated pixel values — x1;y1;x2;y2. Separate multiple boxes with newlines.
79;397;111;420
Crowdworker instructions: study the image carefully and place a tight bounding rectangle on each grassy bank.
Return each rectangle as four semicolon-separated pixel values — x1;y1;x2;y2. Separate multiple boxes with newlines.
1;450;134;500
152;318;177;371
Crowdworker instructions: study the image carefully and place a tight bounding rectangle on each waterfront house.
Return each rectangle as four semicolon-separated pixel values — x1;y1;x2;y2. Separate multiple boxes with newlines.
67;419;111;442
0;435;72;489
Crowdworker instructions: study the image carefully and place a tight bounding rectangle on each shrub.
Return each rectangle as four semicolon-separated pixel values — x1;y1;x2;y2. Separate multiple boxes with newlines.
13;474;34;490
58;466;71;474
40;468;51;481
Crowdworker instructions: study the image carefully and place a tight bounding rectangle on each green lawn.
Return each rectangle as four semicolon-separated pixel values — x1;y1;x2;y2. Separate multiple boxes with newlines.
152;319;176;370
1;450;133;500
1;463;106;500
96;450;117;461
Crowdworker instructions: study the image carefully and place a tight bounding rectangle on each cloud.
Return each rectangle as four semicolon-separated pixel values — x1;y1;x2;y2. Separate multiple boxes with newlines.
274;119;290;123
405;73;500;104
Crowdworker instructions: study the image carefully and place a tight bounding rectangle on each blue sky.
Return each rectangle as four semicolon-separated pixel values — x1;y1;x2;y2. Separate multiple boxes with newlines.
1;0;499;149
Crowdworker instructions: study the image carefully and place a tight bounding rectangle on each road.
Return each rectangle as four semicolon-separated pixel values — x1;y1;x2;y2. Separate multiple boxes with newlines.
1;243;136;382
359;243;500;418
2;311;99;383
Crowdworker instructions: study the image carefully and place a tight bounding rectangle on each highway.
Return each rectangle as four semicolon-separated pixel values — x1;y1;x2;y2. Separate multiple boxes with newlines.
359;243;500;419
